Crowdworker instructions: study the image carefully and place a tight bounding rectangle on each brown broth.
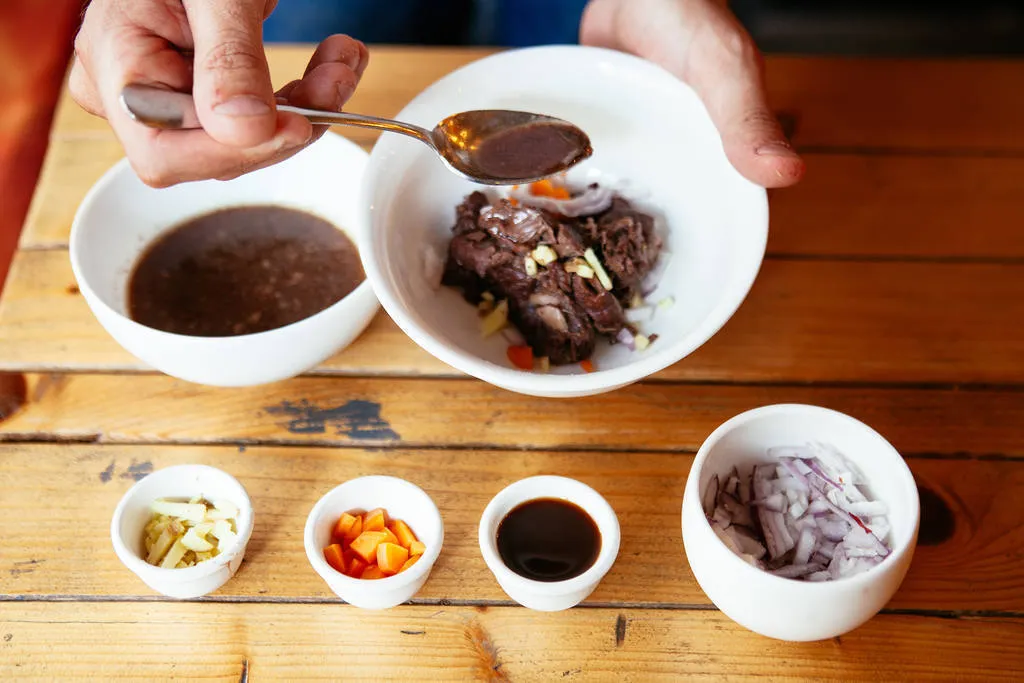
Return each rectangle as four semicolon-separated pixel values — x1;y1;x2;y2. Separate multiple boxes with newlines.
128;206;364;337
496;498;601;582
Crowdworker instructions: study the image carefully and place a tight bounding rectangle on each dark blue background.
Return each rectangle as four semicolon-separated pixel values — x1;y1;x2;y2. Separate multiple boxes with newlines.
263;0;591;46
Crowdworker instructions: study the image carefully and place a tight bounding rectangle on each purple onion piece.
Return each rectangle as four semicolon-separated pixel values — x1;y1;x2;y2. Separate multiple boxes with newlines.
702;474;719;517
615;327;636;350
770;562;825;579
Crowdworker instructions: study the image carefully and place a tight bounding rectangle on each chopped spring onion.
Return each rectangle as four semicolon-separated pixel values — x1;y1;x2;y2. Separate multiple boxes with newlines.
531;245;558;266
524;255;539;277
564;258;595;279
583;248;614;290
480;299;509;337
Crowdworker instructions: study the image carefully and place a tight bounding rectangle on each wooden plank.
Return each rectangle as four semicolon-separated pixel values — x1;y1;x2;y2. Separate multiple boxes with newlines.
0;443;1020;613
19;135;1024;258
50;48;1024;153
768;154;1024;259
1;603;1021;681
769;56;1024;152
2;373;1024;456
3;249;1024;384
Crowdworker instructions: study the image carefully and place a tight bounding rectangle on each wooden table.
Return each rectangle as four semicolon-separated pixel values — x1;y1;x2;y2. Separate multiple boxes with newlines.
1;46;1023;680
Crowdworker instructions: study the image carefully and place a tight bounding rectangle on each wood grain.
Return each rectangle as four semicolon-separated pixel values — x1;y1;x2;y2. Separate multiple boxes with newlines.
2;373;1024;457
18;135;1024;259
2;603;1022;681
3;249;1024;384
0;443;1021;613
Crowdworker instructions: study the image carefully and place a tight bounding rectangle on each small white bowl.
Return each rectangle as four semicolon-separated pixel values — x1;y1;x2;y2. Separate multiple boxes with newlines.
478;476;620;611
110;464;255;599
70;132;379;387
681;404;920;641
304;475;444;609
361;45;768;397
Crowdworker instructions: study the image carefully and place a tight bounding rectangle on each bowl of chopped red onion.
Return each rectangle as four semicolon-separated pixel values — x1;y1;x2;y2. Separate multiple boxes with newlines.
681;404;920;642
360;45;767;397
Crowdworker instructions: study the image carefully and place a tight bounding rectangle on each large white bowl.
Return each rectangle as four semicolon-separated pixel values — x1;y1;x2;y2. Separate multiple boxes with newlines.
681;405;920;641
361;45;768;397
70;132;379;387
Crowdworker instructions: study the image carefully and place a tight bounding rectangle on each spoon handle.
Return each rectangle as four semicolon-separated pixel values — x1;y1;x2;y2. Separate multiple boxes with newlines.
119;84;434;144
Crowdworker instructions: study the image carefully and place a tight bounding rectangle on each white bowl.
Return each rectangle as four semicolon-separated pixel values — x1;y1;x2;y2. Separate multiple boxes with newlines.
70;132;379;387
681;404;920;641
110;464;255;599
478;476;620;611
304;476;444;609
361;45;768;397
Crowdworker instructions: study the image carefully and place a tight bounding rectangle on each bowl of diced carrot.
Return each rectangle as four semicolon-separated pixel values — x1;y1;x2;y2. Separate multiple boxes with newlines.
304;475;444;609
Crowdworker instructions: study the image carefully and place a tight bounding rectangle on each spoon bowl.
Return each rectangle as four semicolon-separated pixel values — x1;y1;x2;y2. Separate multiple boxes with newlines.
120;84;591;185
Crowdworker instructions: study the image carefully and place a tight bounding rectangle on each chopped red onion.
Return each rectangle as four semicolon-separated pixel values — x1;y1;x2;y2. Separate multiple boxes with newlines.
422;247;444;290
703;442;892;581
625;306;654;323
615;327;636;350
510;184;614;217
640;252;672;296
501;327;526;346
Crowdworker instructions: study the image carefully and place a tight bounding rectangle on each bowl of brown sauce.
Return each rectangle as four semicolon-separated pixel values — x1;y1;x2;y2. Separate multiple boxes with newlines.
478;475;620;611
70;132;378;386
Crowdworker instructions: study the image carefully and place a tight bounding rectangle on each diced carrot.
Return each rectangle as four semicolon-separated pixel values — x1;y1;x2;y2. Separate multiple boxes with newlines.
580;359;595;373
529;179;571;200
507;345;533;370
349;530;389;564
389;519;418;549
363;508;388;532
323;543;346;574
361;565;386;580
377;542;410;575
399;555;421;573
409;540;426;557
343;514;363;545
509;197;519;207
346;556;368;579
331;512;359;545
381;526;401;547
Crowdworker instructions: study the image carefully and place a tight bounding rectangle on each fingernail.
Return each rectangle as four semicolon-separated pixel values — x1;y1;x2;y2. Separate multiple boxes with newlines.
213;95;271;117
756;141;798;157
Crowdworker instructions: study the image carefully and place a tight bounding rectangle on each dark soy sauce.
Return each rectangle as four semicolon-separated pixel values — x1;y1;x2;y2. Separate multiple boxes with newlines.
496;498;601;582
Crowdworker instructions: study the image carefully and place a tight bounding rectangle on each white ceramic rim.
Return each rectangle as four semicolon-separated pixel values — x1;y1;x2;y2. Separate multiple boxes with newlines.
478;475;621;595
685;403;920;590
69;132;376;343
109;464;255;580
360;45;769;394
303;475;444;590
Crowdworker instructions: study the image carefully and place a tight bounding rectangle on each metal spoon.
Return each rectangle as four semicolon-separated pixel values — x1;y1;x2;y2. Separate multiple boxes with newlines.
120;83;592;186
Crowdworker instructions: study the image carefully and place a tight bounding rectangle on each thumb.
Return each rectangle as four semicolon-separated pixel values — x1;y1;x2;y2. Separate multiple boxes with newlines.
693;53;805;189
184;0;280;147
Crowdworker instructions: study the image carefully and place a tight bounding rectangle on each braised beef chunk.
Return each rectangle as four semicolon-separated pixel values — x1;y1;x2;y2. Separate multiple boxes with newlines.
442;186;662;365
595;197;662;299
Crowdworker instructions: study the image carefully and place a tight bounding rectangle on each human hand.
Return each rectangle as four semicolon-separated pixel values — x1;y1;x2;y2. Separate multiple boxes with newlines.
581;0;804;188
70;0;368;187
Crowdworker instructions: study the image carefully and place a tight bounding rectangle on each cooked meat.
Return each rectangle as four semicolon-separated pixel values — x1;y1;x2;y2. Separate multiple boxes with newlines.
442;186;661;365
594;197;662;299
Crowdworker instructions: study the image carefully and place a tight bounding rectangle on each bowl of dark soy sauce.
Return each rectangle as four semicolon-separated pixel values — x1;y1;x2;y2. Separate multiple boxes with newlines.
70;132;379;386
479;476;620;611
